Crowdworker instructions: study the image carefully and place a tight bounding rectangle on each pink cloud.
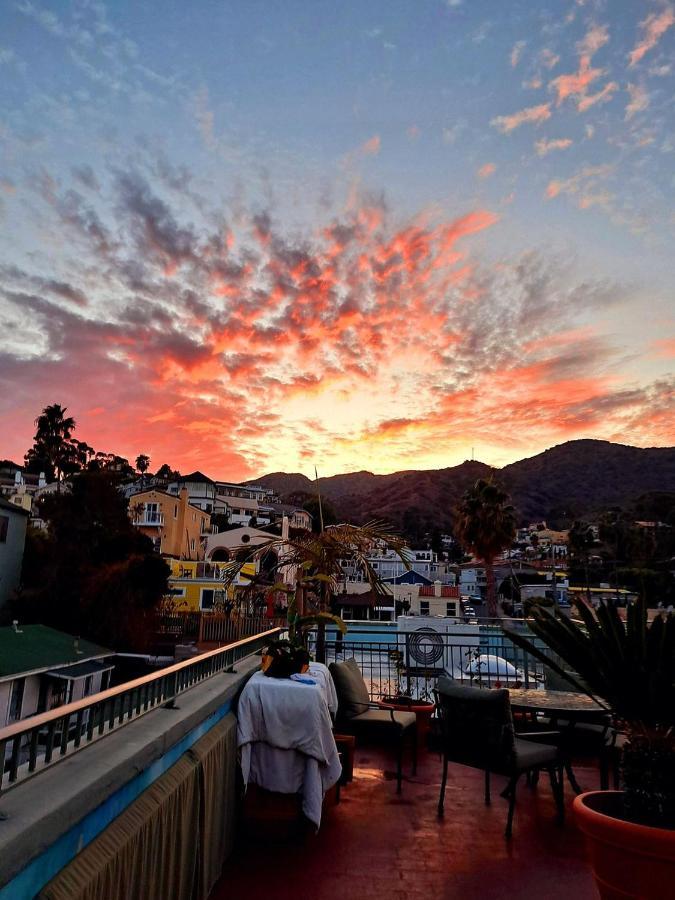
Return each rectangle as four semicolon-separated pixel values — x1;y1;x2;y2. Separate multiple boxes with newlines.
491;103;551;133
625;83;649;120
510;41;525;67
629;8;675;67
477;162;496;179
361;135;381;156
535;137;573;157
577;81;618;112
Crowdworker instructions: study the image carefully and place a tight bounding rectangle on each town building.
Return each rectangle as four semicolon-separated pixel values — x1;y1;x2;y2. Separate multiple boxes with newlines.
0;624;113;726
166;559;257;611
341;548;456;586
0;496;29;611
167;471;217;514
129;488;210;559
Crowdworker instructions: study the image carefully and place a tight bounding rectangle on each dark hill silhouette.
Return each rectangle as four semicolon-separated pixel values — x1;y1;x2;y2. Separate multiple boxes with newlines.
249;440;675;531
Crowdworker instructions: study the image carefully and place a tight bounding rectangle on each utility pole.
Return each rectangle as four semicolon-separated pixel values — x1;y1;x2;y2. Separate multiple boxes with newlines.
314;465;324;532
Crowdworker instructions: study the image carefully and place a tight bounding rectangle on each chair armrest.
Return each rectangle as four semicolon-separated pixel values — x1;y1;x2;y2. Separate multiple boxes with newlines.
517;730;561;744
374;701;397;722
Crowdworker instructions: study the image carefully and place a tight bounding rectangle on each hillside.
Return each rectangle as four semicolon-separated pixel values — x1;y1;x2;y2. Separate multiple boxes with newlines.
250;440;675;532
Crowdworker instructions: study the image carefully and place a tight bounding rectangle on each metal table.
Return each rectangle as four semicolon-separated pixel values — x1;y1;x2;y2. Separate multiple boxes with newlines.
508;689;609;794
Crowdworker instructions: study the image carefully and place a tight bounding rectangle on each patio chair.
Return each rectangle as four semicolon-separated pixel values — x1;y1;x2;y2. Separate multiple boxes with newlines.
434;678;565;838
329;658;417;793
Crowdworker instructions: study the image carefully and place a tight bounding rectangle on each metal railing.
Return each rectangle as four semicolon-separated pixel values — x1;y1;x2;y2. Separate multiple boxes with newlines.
0;627;282;795
307;623;555;702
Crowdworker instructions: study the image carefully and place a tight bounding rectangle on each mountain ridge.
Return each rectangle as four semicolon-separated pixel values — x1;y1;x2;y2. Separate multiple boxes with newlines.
248;440;675;531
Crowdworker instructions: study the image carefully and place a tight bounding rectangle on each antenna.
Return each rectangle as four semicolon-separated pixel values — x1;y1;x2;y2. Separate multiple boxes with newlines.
314;465;324;532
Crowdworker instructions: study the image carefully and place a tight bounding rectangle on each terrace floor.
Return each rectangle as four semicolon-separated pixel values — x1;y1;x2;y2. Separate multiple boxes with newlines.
214;743;598;900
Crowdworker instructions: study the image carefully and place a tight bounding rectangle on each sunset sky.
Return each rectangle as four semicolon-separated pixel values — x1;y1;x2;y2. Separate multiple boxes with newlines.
1;1;674;480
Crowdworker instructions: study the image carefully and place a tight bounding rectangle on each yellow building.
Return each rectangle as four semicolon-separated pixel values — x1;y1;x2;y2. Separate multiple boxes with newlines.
166;559;257;611
129;488;210;560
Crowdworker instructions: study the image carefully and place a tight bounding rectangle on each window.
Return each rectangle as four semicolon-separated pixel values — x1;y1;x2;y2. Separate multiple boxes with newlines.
190;538;195;551
8;678;25;722
420;601;430;615
101;670;110;691
446;602;456;616
84;675;93;696
0;515;8;543
173;505;177;518
201;589;215;609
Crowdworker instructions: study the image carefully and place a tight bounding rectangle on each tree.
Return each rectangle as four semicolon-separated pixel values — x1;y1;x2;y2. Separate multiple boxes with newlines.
225;521;408;660
155;463;180;482
454;478;517;618
25;403;77;486
135;454;151;475
15;470;169;650
302;496;338;532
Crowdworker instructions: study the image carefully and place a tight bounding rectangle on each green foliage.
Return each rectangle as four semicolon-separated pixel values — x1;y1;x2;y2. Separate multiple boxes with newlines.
505;598;675;826
454;478;517;617
15;470;169;650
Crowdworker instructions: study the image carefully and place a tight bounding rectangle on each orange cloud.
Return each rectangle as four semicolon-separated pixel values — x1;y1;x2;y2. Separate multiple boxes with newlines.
629;8;675;67
535;137;573;156
491;103;551;133
577;81;618;112
625;83;649;120
477;163;496;179
361;135;381;156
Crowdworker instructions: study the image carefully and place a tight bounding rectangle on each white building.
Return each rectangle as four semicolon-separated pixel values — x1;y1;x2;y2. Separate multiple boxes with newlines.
0;497;29;612
0;624;113;727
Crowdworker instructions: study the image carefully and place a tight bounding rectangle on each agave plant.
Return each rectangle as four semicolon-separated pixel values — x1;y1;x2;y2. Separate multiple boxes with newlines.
505;597;675;827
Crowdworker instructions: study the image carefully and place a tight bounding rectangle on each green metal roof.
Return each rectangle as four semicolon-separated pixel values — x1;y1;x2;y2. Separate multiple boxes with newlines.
0;625;111;680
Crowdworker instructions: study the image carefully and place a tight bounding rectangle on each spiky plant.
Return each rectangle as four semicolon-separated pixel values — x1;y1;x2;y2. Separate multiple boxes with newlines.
505;597;675;827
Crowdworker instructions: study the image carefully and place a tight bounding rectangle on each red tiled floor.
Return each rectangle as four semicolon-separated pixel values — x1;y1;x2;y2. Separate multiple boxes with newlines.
213;745;598;900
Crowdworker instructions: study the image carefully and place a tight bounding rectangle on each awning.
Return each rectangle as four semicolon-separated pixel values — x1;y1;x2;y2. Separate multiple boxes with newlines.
47;659;114;680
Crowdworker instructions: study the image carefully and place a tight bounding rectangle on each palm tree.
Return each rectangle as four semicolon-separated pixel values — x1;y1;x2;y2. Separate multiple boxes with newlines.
454;478;517;619
135;454;151;489
29;403;77;490
223;521;409;660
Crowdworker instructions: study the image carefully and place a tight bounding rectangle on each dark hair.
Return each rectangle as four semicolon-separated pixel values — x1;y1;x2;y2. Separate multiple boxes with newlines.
264;640;311;679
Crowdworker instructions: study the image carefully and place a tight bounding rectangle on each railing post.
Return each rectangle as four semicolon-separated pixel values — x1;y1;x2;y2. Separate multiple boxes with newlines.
198;613;205;644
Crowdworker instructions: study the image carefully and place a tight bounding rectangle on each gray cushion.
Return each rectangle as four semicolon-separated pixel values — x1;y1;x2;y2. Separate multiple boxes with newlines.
329;658;371;718
513;736;558;770
350;709;417;730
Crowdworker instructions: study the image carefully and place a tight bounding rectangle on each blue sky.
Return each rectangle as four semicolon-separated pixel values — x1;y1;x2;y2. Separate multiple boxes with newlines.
1;1;674;478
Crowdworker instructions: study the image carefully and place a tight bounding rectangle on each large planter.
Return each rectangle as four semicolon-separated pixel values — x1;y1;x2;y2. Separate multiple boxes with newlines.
381;697;435;748
573;791;675;899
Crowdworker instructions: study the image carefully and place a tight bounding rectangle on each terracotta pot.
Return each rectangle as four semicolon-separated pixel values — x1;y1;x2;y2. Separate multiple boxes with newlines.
573;791;675;899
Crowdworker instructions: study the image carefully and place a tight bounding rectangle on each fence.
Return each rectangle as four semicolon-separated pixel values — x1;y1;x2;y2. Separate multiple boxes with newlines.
307;622;554;702
0;627;282;795
153;612;287;645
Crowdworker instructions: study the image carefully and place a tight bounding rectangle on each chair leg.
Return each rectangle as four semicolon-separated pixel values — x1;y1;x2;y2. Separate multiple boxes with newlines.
396;732;403;794
548;766;565;826
484;769;491;805
505;774;520;839
438;755;448;816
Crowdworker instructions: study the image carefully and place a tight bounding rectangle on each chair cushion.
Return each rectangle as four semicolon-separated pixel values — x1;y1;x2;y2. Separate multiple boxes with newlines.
329;658;371;718
513;736;558;770
350;709;417;730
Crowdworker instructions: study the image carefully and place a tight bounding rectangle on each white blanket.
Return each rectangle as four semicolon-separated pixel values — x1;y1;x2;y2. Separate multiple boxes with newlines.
237;671;342;828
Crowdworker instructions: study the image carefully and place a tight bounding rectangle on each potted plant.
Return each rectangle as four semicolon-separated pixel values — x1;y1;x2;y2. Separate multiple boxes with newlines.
381;650;435;746
505;597;675;899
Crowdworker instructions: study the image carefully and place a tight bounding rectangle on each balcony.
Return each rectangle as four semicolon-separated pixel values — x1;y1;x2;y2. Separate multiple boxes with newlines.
214;743;596;900
133;511;164;527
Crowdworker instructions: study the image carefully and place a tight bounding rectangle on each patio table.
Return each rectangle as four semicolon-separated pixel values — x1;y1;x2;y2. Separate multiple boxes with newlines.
508;688;609;794
237;666;342;828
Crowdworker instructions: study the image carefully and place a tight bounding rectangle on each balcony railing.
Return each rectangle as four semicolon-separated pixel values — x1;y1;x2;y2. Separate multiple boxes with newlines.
134;512;164;527
306;623;555;702
154;611;288;645
0;627;281;795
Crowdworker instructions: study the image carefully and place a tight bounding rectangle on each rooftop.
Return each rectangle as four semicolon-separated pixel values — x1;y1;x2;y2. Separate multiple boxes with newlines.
0;624;111;680
215;742;596;900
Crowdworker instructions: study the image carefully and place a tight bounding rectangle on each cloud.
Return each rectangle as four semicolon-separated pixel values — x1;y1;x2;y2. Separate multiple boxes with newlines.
360;135;381;156
477;163;496;179
535;138;573;156
629;7;675;67
510;41;526;67
545;164;613;201
491;103;551;133
625;83;649;120
577;81;618;112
